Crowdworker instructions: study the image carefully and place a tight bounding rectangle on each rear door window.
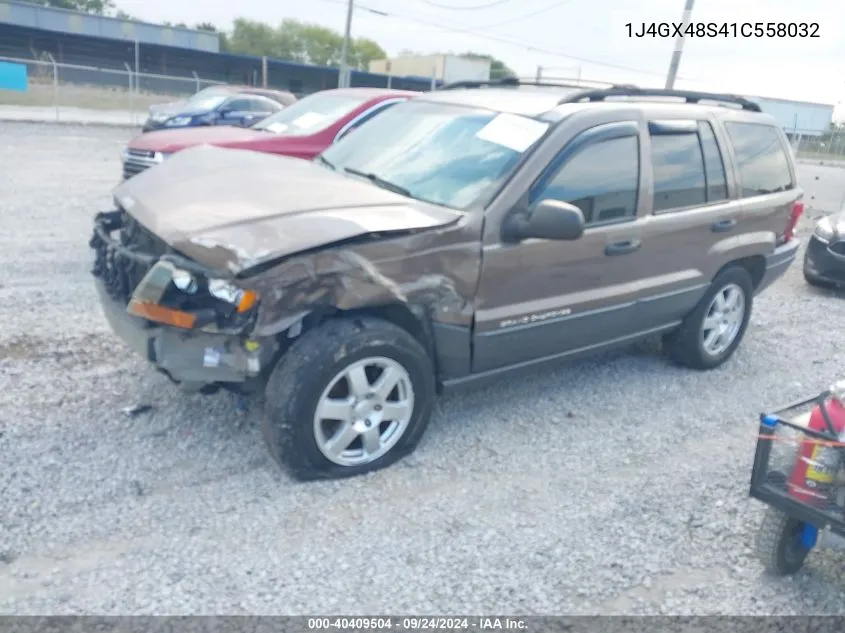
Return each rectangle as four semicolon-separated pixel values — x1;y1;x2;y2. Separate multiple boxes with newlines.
650;132;706;211
724;122;794;197
649;120;729;212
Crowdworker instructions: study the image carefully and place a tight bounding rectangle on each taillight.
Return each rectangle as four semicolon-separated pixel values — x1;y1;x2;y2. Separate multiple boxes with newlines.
784;200;804;242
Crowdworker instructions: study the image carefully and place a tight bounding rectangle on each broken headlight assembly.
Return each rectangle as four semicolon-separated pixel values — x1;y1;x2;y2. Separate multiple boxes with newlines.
126;261;259;331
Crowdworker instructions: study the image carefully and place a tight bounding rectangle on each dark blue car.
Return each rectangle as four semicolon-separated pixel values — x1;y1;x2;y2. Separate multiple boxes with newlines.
141;85;297;133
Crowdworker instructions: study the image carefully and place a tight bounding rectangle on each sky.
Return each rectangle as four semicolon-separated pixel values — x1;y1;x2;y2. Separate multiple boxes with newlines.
113;0;845;116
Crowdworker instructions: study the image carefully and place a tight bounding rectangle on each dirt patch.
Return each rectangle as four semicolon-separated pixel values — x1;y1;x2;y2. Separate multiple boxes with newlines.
0;336;41;361
0;332;118;366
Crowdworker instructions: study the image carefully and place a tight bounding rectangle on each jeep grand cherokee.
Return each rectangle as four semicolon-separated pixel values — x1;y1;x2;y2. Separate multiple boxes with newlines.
89;79;804;481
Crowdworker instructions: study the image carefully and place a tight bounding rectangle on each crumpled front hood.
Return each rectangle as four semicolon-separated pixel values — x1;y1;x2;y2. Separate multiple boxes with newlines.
112;145;462;275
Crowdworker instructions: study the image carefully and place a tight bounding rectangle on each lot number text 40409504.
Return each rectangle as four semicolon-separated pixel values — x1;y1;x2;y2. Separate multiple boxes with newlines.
306;617;528;631
625;22;820;38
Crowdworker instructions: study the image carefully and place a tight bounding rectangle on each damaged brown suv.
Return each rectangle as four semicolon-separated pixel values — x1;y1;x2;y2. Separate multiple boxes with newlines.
90;79;804;480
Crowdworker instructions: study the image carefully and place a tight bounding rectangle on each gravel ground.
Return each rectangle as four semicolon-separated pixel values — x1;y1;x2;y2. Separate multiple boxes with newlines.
1;121;845;616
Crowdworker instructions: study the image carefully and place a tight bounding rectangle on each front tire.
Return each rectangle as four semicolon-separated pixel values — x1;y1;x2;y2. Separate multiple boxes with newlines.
663;266;753;370
261;316;436;481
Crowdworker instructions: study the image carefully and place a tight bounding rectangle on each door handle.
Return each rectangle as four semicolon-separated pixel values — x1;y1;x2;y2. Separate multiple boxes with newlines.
605;239;641;256
711;219;737;233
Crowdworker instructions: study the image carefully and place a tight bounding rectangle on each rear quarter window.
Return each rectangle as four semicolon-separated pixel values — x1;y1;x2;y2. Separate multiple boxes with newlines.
724;122;794;197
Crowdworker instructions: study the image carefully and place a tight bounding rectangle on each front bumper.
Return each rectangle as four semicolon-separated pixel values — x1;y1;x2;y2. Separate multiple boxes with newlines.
90;210;276;388
803;234;845;287
756;238;801;295
95;280;269;386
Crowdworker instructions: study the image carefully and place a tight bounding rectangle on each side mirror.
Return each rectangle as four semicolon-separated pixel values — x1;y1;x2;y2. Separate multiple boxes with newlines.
504;199;585;242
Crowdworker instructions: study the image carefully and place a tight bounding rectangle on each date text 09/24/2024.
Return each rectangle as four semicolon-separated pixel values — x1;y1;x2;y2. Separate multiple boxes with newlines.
307;617;528;631
625;22;820;38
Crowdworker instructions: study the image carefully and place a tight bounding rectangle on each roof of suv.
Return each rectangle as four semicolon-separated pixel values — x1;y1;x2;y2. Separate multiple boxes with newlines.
316;87;421;99
419;87;577;117
414;81;776;124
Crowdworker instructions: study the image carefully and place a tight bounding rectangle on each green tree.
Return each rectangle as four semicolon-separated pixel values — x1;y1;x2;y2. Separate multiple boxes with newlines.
274;19;314;64
225;17;385;69
226;18;282;58
298;23;343;66
37;0;115;13
350;37;387;70
195;22;218;32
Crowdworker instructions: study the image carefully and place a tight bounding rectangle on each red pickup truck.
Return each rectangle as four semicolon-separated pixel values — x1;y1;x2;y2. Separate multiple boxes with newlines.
121;87;418;180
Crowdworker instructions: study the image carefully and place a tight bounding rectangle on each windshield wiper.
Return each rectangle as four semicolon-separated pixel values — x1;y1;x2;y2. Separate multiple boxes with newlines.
316;155;336;170
343;167;411;197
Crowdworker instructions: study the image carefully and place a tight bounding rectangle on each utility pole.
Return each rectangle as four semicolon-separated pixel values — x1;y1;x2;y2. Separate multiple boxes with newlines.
664;0;695;90
338;0;354;88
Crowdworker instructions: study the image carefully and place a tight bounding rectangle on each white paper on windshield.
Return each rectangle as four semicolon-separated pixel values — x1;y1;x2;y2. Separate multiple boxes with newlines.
475;113;548;153
292;112;327;128
266;122;289;133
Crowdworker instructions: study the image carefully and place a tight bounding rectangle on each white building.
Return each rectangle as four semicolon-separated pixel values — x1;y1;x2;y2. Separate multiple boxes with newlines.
746;96;834;138
369;54;491;84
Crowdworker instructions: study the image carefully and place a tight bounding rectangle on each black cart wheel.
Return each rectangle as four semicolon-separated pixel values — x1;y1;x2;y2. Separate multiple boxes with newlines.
756;507;813;576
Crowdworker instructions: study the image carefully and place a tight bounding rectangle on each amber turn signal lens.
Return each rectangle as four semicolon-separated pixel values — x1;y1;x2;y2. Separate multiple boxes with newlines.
236;290;258;313
127;300;197;329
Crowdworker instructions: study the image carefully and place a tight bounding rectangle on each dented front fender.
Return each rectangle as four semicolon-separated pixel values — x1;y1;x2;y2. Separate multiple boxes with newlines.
245;214;483;346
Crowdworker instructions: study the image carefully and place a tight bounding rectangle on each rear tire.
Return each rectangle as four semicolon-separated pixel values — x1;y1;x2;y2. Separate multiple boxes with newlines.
261;316;436;481
756;507;812;576
663;266;753;370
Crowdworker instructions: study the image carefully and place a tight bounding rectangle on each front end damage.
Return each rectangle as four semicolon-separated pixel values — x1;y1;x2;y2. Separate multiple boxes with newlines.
89;167;480;395
89;209;279;393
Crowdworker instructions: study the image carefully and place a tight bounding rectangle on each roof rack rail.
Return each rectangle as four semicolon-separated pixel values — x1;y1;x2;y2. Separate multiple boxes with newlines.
556;87;761;112
438;76;623;91
438;77;519;90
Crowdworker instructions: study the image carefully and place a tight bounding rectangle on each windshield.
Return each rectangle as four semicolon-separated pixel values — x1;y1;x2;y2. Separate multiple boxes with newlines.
252;92;370;135
319;100;551;210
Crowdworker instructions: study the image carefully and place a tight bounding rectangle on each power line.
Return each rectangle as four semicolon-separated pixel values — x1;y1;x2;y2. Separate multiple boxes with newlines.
317;0;685;78
416;0;518;10
475;0;576;30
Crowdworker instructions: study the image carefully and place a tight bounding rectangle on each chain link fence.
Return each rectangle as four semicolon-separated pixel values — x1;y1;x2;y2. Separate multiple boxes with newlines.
793;131;845;162
0;53;448;125
0;55;226;125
